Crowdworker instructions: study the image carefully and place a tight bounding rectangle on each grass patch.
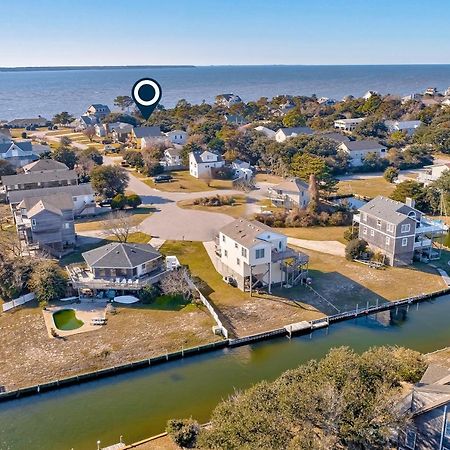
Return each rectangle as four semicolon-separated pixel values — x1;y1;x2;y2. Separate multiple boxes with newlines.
177;195;248;218
74;207;153;232
111;232;151;244
337;177;395;198
59;239;107;266
277;226;348;244
255;173;283;184
142;294;192;311
143;171;234;192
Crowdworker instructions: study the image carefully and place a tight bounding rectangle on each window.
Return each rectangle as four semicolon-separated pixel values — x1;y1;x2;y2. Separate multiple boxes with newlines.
224;250;228;257
386;236;390;245
363;227;367;235
31;218;36;227
377;219;382;228
445;419;450;437
387;223;395;233
141;264;145;269
405;430;416;449
370;229;375;237
401;223;411;233
278;241;282;249
255;248;265;259
64;223;70;229
235;243;238;249
241;247;247;258
236;258;240;266
402;238;408;247
222;235;226;242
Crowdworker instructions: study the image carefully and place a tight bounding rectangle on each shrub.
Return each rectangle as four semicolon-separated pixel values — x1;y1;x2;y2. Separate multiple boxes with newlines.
384;166;399;183
126;194;142;209
344;226;358;242
110;193;127;210
139;285;160;304
345;238;368;260
166;418;200;448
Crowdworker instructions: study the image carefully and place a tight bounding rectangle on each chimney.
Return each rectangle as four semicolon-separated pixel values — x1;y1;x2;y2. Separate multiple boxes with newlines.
405;197;415;208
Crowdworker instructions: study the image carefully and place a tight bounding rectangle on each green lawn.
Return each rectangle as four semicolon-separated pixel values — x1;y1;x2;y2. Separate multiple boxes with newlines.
142;171;234;192
141;294;194;312
337;177;395;198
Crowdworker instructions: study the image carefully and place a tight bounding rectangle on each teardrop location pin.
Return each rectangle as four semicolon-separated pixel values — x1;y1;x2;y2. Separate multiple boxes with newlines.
131;78;162;120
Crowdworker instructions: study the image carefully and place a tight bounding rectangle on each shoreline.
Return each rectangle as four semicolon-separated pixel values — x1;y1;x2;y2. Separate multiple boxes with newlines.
1;287;448;404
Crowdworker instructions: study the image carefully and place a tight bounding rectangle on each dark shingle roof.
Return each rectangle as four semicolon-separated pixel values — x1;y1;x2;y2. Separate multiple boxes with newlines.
23;159;69;172
8;183;93;205
21;192;74;213
133;126;162;138
279;127;314;136
1;169;77;186
359;196;416;225
220;218;275;248
342;140;386;151
83;242;161;269
0;141;33;154
190;150;223;164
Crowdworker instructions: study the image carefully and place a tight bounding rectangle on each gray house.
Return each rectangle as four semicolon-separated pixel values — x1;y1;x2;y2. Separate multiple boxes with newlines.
1;169;78;194
23;159;69;173
67;242;165;292
16;193;76;256
0;140;39;168
398;364;450;450
354;196;447;266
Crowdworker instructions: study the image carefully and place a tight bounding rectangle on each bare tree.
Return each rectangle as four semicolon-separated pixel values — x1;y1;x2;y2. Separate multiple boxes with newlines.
83;126;96;142
160;267;193;300
102;211;133;243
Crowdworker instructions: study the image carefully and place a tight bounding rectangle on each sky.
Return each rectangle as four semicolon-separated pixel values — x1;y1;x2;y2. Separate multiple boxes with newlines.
2;0;450;67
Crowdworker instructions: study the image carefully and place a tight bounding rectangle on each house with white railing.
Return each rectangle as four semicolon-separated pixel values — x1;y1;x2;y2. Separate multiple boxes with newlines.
353;196;447;266
215;218;309;292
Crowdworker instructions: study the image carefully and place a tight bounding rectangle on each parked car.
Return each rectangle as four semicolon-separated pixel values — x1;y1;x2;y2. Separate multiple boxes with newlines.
98;198;112;207
104;145;115;152
223;276;237;287
120;161;130;167
154;174;173;183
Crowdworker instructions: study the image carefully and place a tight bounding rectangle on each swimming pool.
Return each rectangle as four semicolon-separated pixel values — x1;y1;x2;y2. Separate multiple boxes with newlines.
52;309;84;331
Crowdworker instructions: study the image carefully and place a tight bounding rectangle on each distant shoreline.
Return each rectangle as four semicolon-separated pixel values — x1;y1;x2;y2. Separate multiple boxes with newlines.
0;65;196;73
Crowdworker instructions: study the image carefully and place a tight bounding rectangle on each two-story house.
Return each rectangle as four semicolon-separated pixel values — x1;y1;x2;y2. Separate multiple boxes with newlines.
189;150;225;179
385;120;423;135
267;178;310;210
339;140;387;167
23;159;69;173
334;118;365;132
215;218;309;292
166;130;187;145
86;104;111;120
0;140;39;168
354;196;447;266
16;193;76;256
131;126;166;149
417;163;450;186
163;147;184;168
110;123;134;143
215;93;242;108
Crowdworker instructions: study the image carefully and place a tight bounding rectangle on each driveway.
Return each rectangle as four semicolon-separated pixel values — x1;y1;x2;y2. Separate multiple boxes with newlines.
287;237;346;257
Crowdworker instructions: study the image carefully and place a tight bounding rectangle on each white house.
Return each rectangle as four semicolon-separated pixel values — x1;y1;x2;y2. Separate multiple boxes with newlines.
254;126;276;139
423;87;438;96
275;127;314;143
163;147;183;168
267;178;310;210
231;159;252;181
334;118;365;132
215;93;242;108
215;218;309;292
339;140;387;167
166;130;187;145
363;90;378;100
0;141;39;168
385;120;422;135
189;150;224;179
85;104;111;120
94;123;107;137
417;163;450;186
317;97;336;105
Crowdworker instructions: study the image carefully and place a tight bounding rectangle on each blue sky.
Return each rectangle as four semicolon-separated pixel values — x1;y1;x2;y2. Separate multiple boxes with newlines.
3;0;450;67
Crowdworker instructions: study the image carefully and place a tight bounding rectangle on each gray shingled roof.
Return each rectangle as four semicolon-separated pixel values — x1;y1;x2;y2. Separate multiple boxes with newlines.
320;132;350;143
1;169;77;186
191;150;223;164
272;178;309;193
83;242;161;269
20;192;74;212
0;141;33;154
27;200;63;218
342;140;386;151
359;196;416;225
8;183;93;205
279;126;314;136
220;218;276;248
23;159;69;172
133;126;162;138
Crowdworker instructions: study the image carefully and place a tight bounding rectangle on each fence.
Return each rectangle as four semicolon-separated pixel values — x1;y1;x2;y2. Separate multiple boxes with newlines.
2;293;35;312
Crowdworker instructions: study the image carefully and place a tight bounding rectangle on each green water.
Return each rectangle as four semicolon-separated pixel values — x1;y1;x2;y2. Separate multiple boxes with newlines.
0;297;449;450
52;309;84;331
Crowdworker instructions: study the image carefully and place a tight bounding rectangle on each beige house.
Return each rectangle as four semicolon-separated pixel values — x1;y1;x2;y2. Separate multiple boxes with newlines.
267;178;310;209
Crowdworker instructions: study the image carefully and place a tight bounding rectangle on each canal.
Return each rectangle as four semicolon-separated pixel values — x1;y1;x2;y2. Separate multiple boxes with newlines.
1;296;449;450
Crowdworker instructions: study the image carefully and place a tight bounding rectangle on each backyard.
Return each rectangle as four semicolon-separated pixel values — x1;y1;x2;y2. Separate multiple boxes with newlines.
337;177;395;198
0;295;218;390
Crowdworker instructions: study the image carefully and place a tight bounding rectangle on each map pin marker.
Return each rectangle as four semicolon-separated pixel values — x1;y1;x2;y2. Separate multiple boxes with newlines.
131;78;162;120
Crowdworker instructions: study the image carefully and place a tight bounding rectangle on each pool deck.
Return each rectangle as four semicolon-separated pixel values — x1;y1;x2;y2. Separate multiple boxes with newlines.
42;302;107;338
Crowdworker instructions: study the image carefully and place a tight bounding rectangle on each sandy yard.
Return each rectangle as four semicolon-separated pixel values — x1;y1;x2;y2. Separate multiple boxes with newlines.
0;300;219;390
